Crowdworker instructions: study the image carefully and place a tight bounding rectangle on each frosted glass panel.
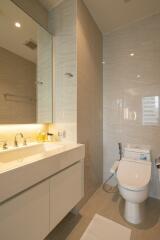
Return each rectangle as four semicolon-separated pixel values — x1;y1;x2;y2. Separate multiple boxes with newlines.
142;96;160;126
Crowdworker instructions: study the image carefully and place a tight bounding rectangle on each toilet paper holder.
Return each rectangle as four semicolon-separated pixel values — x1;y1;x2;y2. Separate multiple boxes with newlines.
155;157;160;168
155;157;160;182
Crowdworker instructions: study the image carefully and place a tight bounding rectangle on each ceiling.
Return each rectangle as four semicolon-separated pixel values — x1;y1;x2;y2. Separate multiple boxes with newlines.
83;0;160;33
0;0;37;63
38;0;64;11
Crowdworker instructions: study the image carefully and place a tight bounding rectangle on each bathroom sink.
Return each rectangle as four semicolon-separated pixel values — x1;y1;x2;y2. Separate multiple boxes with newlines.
0;142;64;166
0;141;85;203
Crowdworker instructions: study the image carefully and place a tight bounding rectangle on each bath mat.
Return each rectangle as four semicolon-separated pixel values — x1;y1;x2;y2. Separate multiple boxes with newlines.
80;214;131;240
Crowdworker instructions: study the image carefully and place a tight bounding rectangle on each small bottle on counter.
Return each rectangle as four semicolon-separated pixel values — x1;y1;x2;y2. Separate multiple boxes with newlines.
37;132;47;142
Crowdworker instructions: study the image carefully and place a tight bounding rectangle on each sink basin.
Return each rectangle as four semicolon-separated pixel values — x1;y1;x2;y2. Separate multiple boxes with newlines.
0;141;85;203
0;142;64;165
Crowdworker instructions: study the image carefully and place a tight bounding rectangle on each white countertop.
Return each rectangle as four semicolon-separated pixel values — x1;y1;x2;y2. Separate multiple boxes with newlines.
0;142;85;203
0;142;83;173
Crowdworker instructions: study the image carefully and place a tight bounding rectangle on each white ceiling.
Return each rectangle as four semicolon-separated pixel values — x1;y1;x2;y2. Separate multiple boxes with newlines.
0;0;37;63
38;0;63;10
83;0;160;33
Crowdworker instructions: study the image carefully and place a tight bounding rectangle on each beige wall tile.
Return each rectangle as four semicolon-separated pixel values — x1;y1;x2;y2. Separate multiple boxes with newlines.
77;0;103;203
49;0;77;142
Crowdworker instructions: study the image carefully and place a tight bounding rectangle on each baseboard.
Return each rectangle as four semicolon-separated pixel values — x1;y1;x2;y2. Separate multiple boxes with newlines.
149;193;160;200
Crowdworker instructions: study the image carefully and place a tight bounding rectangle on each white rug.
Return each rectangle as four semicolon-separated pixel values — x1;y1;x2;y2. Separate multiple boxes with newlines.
80;214;131;240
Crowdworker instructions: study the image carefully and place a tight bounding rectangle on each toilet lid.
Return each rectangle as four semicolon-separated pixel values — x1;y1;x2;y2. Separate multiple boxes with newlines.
117;159;151;191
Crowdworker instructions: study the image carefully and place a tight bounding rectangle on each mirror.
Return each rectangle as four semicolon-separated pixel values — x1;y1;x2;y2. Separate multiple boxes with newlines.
0;0;53;124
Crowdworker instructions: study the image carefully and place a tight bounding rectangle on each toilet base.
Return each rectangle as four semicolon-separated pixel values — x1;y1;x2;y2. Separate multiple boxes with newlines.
124;201;145;224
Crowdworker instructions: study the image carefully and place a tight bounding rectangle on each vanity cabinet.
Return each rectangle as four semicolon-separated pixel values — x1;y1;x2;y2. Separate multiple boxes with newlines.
0;159;84;240
0;180;50;240
50;161;84;229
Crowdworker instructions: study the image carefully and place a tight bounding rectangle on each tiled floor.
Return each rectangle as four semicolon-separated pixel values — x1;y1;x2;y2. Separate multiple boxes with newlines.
46;186;160;240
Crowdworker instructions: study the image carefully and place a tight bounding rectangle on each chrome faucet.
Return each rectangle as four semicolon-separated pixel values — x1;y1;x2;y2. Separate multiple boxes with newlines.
0;140;8;150
14;132;27;147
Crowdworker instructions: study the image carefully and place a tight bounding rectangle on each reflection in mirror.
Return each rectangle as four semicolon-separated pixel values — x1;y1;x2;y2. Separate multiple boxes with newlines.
0;0;53;124
142;96;160;126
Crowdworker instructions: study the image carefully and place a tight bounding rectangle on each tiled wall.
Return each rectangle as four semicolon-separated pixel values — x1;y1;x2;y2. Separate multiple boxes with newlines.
48;0;77;142
48;0;103;206
103;14;160;199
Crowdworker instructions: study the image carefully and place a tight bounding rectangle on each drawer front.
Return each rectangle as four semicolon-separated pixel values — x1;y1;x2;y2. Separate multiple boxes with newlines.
0;180;50;240
50;161;83;230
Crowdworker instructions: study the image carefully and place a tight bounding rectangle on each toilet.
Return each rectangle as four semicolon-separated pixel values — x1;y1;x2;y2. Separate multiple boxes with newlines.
117;147;151;224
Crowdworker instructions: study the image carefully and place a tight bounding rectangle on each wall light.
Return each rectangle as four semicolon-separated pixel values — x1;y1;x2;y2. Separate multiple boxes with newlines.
0;124;44;134
130;53;135;57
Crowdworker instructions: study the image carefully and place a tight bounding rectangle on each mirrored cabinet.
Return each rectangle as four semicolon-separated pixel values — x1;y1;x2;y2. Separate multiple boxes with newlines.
0;0;53;124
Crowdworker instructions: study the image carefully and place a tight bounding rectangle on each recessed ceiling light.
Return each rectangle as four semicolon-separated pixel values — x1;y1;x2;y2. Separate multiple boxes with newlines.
137;74;141;78
14;22;21;28
130;53;135;57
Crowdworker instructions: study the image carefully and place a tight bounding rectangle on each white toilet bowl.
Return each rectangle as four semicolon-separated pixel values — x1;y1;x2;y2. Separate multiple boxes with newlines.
117;158;151;224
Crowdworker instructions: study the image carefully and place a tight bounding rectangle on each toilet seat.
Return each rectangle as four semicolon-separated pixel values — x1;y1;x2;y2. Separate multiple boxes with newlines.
117;158;151;191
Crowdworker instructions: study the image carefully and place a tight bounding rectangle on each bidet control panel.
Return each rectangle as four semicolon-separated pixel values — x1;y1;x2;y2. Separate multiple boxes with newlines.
124;147;151;161
140;154;147;160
